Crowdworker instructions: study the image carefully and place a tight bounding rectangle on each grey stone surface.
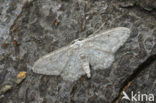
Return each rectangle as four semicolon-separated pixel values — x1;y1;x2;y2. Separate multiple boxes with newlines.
0;0;155;103
118;55;156;103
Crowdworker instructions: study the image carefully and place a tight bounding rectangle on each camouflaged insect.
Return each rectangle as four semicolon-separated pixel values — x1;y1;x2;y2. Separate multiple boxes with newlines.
32;27;130;82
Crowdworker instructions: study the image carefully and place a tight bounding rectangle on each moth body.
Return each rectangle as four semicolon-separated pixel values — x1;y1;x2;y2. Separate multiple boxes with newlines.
79;51;91;78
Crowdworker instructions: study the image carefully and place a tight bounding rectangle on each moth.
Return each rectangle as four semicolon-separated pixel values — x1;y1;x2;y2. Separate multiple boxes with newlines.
32;27;130;82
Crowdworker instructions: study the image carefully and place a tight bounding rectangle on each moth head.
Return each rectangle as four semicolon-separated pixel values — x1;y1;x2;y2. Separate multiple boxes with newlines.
71;38;83;44
71;39;83;49
79;53;86;59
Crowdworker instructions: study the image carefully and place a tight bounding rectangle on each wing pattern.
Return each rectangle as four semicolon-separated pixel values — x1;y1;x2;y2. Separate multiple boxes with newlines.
32;27;130;81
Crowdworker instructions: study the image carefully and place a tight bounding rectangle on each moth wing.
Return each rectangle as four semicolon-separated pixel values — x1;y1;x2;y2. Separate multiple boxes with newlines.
32;45;85;81
32;46;74;76
60;50;85;81
83;27;130;53
82;27;130;69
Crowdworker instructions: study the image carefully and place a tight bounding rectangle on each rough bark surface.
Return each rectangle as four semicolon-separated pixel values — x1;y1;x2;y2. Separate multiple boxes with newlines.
0;0;155;103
